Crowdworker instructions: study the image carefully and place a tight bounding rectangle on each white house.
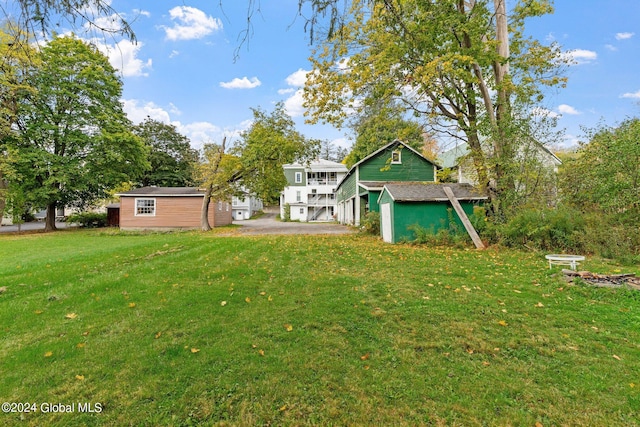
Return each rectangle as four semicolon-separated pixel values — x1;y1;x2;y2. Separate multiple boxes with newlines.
280;159;348;222
232;191;263;221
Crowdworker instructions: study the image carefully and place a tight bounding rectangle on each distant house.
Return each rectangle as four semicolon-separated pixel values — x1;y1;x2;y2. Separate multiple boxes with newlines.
439;141;562;186
117;187;232;230
280;159;348;222
335;140;439;226
232;191;263;221
378;183;487;243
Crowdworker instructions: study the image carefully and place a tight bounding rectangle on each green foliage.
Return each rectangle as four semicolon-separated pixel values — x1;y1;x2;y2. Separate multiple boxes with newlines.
133;118;198;187
560;118;640;224
575;213;640;265
282;203;291;222
8;35;148;229
66;211;107;228
232;102;319;204
498;205;585;252
360;211;380;235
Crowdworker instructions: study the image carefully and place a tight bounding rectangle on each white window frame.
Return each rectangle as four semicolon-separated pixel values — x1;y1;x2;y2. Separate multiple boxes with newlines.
135;198;156;216
391;149;402;164
296;191;302;202
295;171;303;183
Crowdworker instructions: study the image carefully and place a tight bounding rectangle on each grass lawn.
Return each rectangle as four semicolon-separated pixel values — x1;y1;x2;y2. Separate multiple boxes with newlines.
0;229;639;426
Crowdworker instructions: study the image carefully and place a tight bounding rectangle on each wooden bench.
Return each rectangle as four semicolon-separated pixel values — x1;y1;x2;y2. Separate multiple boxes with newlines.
545;254;585;271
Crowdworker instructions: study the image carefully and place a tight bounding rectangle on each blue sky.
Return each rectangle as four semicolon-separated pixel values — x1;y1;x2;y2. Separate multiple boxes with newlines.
27;1;640;151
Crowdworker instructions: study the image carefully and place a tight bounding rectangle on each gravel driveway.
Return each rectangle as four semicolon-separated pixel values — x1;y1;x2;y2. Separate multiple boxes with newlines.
233;212;355;235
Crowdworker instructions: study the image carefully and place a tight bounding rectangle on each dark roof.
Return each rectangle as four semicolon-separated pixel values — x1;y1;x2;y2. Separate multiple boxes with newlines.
117;186;205;197
381;183;488;202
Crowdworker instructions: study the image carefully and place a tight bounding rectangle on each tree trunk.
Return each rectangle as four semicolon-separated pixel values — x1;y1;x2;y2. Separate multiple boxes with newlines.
0;174;7;222
45;202;57;231
200;185;212;231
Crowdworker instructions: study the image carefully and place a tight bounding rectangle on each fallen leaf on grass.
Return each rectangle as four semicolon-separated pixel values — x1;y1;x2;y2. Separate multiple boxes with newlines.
245;297;251;303
279;405;287;412
44;351;53;358
360;353;370;361
220;301;227;306
258;349;265;356
0;286;7;294
498;320;508;327
76;343;85;348
65;313;77;319
34;310;43;315
535;302;544;308
128;302;136;308
284;324;293;332
613;354;622;361
191;348;200;353
155;332;162;339
75;375;84;381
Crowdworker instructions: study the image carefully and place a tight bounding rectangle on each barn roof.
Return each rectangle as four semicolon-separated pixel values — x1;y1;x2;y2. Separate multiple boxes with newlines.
117;186;205;197
380;183;488;202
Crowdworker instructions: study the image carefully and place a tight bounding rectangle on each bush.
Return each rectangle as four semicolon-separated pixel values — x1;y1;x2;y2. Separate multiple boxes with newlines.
577;213;640;265
66;212;108;228
361;211;380;235
498;205;585;252
407;209;470;248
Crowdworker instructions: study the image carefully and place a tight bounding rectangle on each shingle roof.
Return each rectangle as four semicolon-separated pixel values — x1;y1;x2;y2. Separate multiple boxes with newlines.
382;183;487;202
117;186;205;197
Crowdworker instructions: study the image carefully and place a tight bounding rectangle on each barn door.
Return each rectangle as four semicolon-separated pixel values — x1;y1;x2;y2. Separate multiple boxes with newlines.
381;203;392;243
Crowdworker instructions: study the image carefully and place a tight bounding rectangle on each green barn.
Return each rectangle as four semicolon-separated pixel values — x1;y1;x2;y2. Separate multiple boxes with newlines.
335;140;438;226
377;183;487;244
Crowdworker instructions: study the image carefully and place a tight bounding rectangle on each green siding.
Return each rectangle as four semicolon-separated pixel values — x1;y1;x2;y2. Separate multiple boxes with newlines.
367;190;382;213
379;188;481;243
359;146;435;182
337;172;357;203
284;168;306;186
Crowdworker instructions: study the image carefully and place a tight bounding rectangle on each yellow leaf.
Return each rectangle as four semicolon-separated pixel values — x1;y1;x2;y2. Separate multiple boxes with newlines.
245;297;251;303
128;302;136;308
75;375;85;381
44;351;53;358
65;313;77;319
155;332;162;339
279;404;287;412
613;354;622;361
76;343;86;348
268;295;273;301
259;291;266;296
498;320;508;327
34;310;43;315
191;348;200;353
220;301;227;306
535;302;544;308
284;324;293;332
360;353;370;361
258;349;265;356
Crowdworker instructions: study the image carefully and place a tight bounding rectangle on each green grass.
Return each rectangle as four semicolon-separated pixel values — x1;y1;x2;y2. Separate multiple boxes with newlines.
0;229;639;426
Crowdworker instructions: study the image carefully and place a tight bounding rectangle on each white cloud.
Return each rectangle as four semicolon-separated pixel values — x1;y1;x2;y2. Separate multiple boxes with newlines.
278;88;295;95
175;121;222;148
558;104;581;115
284;89;305;117
605;44;617;52
122;99;172;124
102;40;152;77
285;69;309;87
621;90;640;99
133;9;151;18
564;49;597;65
163;6;222;41
219;77;261;89
615;32;634;40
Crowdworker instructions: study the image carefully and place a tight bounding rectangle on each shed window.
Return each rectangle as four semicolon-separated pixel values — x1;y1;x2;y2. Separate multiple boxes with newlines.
295;172;302;183
391;150;402;164
135;198;155;216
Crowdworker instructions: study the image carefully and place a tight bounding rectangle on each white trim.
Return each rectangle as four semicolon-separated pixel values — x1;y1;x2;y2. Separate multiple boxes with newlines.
135;198;156;216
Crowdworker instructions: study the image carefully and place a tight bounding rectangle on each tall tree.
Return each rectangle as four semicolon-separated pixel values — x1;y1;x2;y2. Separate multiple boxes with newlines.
12;35;148;231
303;0;567;215
0;25;36;221
232;102;319;204
133;118;199;187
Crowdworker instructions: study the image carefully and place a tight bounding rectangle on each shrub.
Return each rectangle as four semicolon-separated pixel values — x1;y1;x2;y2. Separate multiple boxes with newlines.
498;205;585;252
361;211;380;235
66;212;108;228
407;209;470;248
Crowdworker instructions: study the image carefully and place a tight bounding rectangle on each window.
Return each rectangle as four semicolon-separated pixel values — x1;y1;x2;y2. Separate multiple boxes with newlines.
135;198;155;216
391;149;402;164
295;172;302;183
296;191;301;202
300;208;304;214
